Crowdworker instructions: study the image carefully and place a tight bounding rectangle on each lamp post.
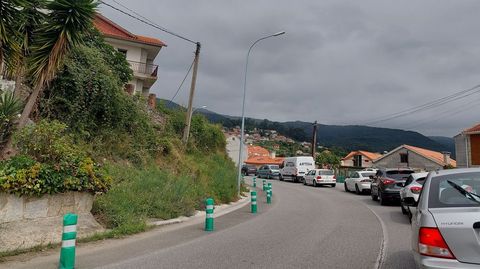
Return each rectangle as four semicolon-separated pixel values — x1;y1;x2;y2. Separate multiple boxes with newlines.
237;31;286;195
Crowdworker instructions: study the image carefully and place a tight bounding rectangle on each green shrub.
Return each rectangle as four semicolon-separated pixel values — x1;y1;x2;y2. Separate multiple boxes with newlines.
0;91;23;146
0;155;111;196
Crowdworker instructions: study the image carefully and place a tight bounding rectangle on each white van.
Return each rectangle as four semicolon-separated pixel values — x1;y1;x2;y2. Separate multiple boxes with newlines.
280;156;316;183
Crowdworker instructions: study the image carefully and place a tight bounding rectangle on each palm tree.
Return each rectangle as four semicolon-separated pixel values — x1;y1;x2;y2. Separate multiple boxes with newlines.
18;0;98;128
1;0;97;157
0;0;26;75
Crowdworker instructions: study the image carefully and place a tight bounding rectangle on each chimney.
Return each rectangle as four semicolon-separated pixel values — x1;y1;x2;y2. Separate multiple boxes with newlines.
442;152;451;166
270;151;276;159
148;93;156;109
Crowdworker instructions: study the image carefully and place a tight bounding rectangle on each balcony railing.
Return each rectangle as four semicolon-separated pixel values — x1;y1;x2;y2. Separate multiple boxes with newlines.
128;60;158;78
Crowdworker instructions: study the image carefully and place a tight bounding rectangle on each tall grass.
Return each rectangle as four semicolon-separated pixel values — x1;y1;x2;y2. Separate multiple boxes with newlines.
92;152;238;235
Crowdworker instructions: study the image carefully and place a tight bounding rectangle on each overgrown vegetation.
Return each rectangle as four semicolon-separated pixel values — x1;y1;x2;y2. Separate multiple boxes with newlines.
0;91;23;147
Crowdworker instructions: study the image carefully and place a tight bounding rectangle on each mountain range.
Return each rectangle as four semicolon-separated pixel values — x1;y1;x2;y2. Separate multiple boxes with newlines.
157;99;456;157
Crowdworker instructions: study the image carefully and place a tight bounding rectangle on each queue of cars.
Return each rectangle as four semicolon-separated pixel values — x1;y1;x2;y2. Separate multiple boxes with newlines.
341;167;480;268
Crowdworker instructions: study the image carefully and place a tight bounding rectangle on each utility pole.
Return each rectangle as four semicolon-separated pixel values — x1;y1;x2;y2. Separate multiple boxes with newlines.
182;42;201;144
312;121;318;158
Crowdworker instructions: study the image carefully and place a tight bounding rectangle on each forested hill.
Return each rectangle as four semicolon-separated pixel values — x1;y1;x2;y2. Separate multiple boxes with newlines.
157;99;454;156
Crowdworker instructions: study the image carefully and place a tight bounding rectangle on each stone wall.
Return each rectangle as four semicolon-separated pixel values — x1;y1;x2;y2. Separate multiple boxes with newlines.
0;192;104;252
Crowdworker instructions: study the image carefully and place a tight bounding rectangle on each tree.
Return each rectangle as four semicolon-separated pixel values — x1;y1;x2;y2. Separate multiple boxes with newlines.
1;0;97;157
315;150;341;168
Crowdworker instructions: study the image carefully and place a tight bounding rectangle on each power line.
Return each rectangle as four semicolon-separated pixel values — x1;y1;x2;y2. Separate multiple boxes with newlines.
99;0;197;44
171;59;195;102
362;84;480;125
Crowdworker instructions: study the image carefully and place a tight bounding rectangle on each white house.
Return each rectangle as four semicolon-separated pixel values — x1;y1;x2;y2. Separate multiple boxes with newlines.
341;150;382;168
94;14;166;96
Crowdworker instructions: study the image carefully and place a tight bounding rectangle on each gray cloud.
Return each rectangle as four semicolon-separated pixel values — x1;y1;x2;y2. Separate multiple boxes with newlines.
99;0;480;137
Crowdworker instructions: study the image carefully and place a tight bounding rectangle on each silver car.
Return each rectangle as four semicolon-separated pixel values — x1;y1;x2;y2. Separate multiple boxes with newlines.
407;168;480;268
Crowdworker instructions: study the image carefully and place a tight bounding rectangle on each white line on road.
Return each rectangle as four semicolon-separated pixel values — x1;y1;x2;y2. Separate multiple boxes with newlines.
365;204;388;269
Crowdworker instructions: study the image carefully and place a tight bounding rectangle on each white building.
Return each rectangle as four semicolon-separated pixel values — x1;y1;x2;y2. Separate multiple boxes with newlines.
94;14;166;96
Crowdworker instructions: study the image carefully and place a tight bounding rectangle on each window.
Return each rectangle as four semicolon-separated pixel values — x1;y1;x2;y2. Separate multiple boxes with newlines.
300;162;313;166
353;155;362;167
117;48;127;57
319;170;334;175
428;172;480;208
400;153;409;163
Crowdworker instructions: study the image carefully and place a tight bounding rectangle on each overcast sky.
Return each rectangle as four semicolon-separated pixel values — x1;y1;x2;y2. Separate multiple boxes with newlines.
99;0;480;137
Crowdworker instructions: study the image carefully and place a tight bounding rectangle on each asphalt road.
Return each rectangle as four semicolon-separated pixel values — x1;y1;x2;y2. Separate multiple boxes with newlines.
3;176;417;269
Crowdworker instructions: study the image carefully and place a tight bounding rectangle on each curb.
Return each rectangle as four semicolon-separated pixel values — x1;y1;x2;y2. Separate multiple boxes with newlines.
147;193;251;227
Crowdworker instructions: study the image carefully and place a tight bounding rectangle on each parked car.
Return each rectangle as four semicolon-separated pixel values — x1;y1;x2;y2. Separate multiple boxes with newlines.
241;164;257;176
371;168;415;205
399;172;428;219
279;156;315;183
408;168;480;268
344;170;376;194
257;165;280;179
304;169;336;187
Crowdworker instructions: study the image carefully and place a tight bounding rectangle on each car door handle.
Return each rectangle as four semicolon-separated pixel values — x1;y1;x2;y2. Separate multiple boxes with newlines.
473;222;480;229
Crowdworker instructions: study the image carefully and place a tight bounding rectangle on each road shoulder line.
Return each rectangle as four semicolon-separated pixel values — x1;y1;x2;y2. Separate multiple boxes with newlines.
365;204;388;269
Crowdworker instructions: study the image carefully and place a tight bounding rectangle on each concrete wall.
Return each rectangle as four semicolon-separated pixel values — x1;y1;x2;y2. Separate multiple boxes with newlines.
373;148;441;171
342;156;375;168
455;134;468;168
0;192;103;252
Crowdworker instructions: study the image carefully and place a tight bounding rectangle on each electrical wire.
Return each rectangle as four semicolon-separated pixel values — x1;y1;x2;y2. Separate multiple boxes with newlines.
362;84;480;125
99;0;197;44
171;59;195;102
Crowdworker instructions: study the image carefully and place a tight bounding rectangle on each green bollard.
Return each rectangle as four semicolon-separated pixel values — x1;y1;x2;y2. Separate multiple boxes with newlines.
268;183;272;196
267;189;272;204
262;179;266;191
205;198;214;231
253;177;256;188
59;213;78;269
251;191;257;213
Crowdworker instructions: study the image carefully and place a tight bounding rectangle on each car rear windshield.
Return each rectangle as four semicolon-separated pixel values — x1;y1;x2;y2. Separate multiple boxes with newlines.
300;162;313;166
360;172;375;178
386;170;414;180
319;170;334;175
428;172;480;208
269;165;279;169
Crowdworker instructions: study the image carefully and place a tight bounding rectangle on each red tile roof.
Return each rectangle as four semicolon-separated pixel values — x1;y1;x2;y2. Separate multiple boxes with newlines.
244;156;285;165
403;145;456;167
94;14;166;47
343;150;382;161
247;146;270;158
464;123;480;134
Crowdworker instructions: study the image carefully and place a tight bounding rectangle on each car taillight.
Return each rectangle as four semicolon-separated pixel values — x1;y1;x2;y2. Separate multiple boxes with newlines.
418;227;455;259
381;178;395;185
410;186;422;194
333;175;336;179
316;176;322;179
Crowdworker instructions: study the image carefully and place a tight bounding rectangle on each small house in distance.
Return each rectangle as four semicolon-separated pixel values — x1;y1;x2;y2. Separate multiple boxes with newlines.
341;150;382;168
454;123;480;168
372;144;456;171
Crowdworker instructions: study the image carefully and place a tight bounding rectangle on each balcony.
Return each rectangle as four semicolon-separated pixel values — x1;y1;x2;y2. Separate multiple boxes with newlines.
128;60;158;79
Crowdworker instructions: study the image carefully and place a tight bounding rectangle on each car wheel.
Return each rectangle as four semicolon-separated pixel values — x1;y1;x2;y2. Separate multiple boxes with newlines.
331;184;336;188
279;174;284;181
344;183;349;192
313;180;317;187
267;174;271;179
355;184;361;195
303;178;307;185
401;202;408;215
293;176;298;183
379;191;387;205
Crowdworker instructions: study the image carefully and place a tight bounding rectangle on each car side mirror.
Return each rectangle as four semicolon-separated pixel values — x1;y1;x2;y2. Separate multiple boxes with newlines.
403;197;417;207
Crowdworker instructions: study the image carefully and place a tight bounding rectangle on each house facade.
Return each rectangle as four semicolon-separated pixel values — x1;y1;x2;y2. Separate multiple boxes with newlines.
94;14;166;96
244;145;284;168
373;144;456;171
454;123;480;168
341;150;382;168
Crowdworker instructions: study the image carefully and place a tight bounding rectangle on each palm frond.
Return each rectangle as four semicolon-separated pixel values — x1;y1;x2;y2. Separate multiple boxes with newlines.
28;0;97;87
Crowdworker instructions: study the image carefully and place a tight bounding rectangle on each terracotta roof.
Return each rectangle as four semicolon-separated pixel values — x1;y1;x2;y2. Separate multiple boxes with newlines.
343;150;382;161
244;156;285;165
403;145;456;167
464;123;480;134
247;146;270;158
94;14;166;47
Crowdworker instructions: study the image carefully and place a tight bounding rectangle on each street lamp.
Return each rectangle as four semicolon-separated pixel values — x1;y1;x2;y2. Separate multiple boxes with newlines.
237;31;286;195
